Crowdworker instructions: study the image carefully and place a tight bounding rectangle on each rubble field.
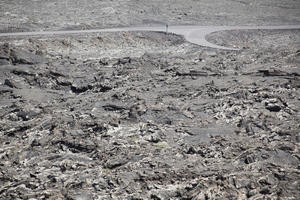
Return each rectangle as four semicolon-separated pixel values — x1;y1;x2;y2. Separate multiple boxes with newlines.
0;0;300;199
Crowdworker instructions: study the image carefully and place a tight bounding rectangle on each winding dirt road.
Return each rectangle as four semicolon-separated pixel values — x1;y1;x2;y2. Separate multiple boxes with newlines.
1;25;300;50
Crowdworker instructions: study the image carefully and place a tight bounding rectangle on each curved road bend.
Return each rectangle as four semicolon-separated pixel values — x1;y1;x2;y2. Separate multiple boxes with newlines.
1;25;300;50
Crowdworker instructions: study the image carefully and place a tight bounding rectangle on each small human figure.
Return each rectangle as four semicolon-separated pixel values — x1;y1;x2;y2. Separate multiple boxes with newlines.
166;24;168;34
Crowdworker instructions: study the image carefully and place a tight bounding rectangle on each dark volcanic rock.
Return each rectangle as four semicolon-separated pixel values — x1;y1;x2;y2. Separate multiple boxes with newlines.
1;27;299;200
10;49;45;64
4;78;20;88
105;157;128;169
0;58;10;65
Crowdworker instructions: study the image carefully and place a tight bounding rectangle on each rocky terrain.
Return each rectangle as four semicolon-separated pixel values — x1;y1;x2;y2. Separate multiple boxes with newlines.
1;0;300;200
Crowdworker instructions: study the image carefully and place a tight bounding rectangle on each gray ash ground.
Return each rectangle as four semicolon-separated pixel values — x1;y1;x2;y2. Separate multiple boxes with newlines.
1;29;299;199
1;0;300;32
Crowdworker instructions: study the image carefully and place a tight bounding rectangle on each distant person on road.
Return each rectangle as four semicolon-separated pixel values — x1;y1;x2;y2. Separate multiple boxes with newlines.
166;24;168;34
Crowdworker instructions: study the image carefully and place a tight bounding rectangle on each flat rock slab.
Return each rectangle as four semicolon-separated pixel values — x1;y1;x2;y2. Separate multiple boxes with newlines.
184;126;235;144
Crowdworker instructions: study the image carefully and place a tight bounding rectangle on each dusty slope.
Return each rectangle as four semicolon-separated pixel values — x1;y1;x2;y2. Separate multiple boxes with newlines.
0;0;300;32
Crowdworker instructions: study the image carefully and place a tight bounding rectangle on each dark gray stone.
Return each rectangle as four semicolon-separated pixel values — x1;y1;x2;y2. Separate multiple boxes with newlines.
10;49;45;65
